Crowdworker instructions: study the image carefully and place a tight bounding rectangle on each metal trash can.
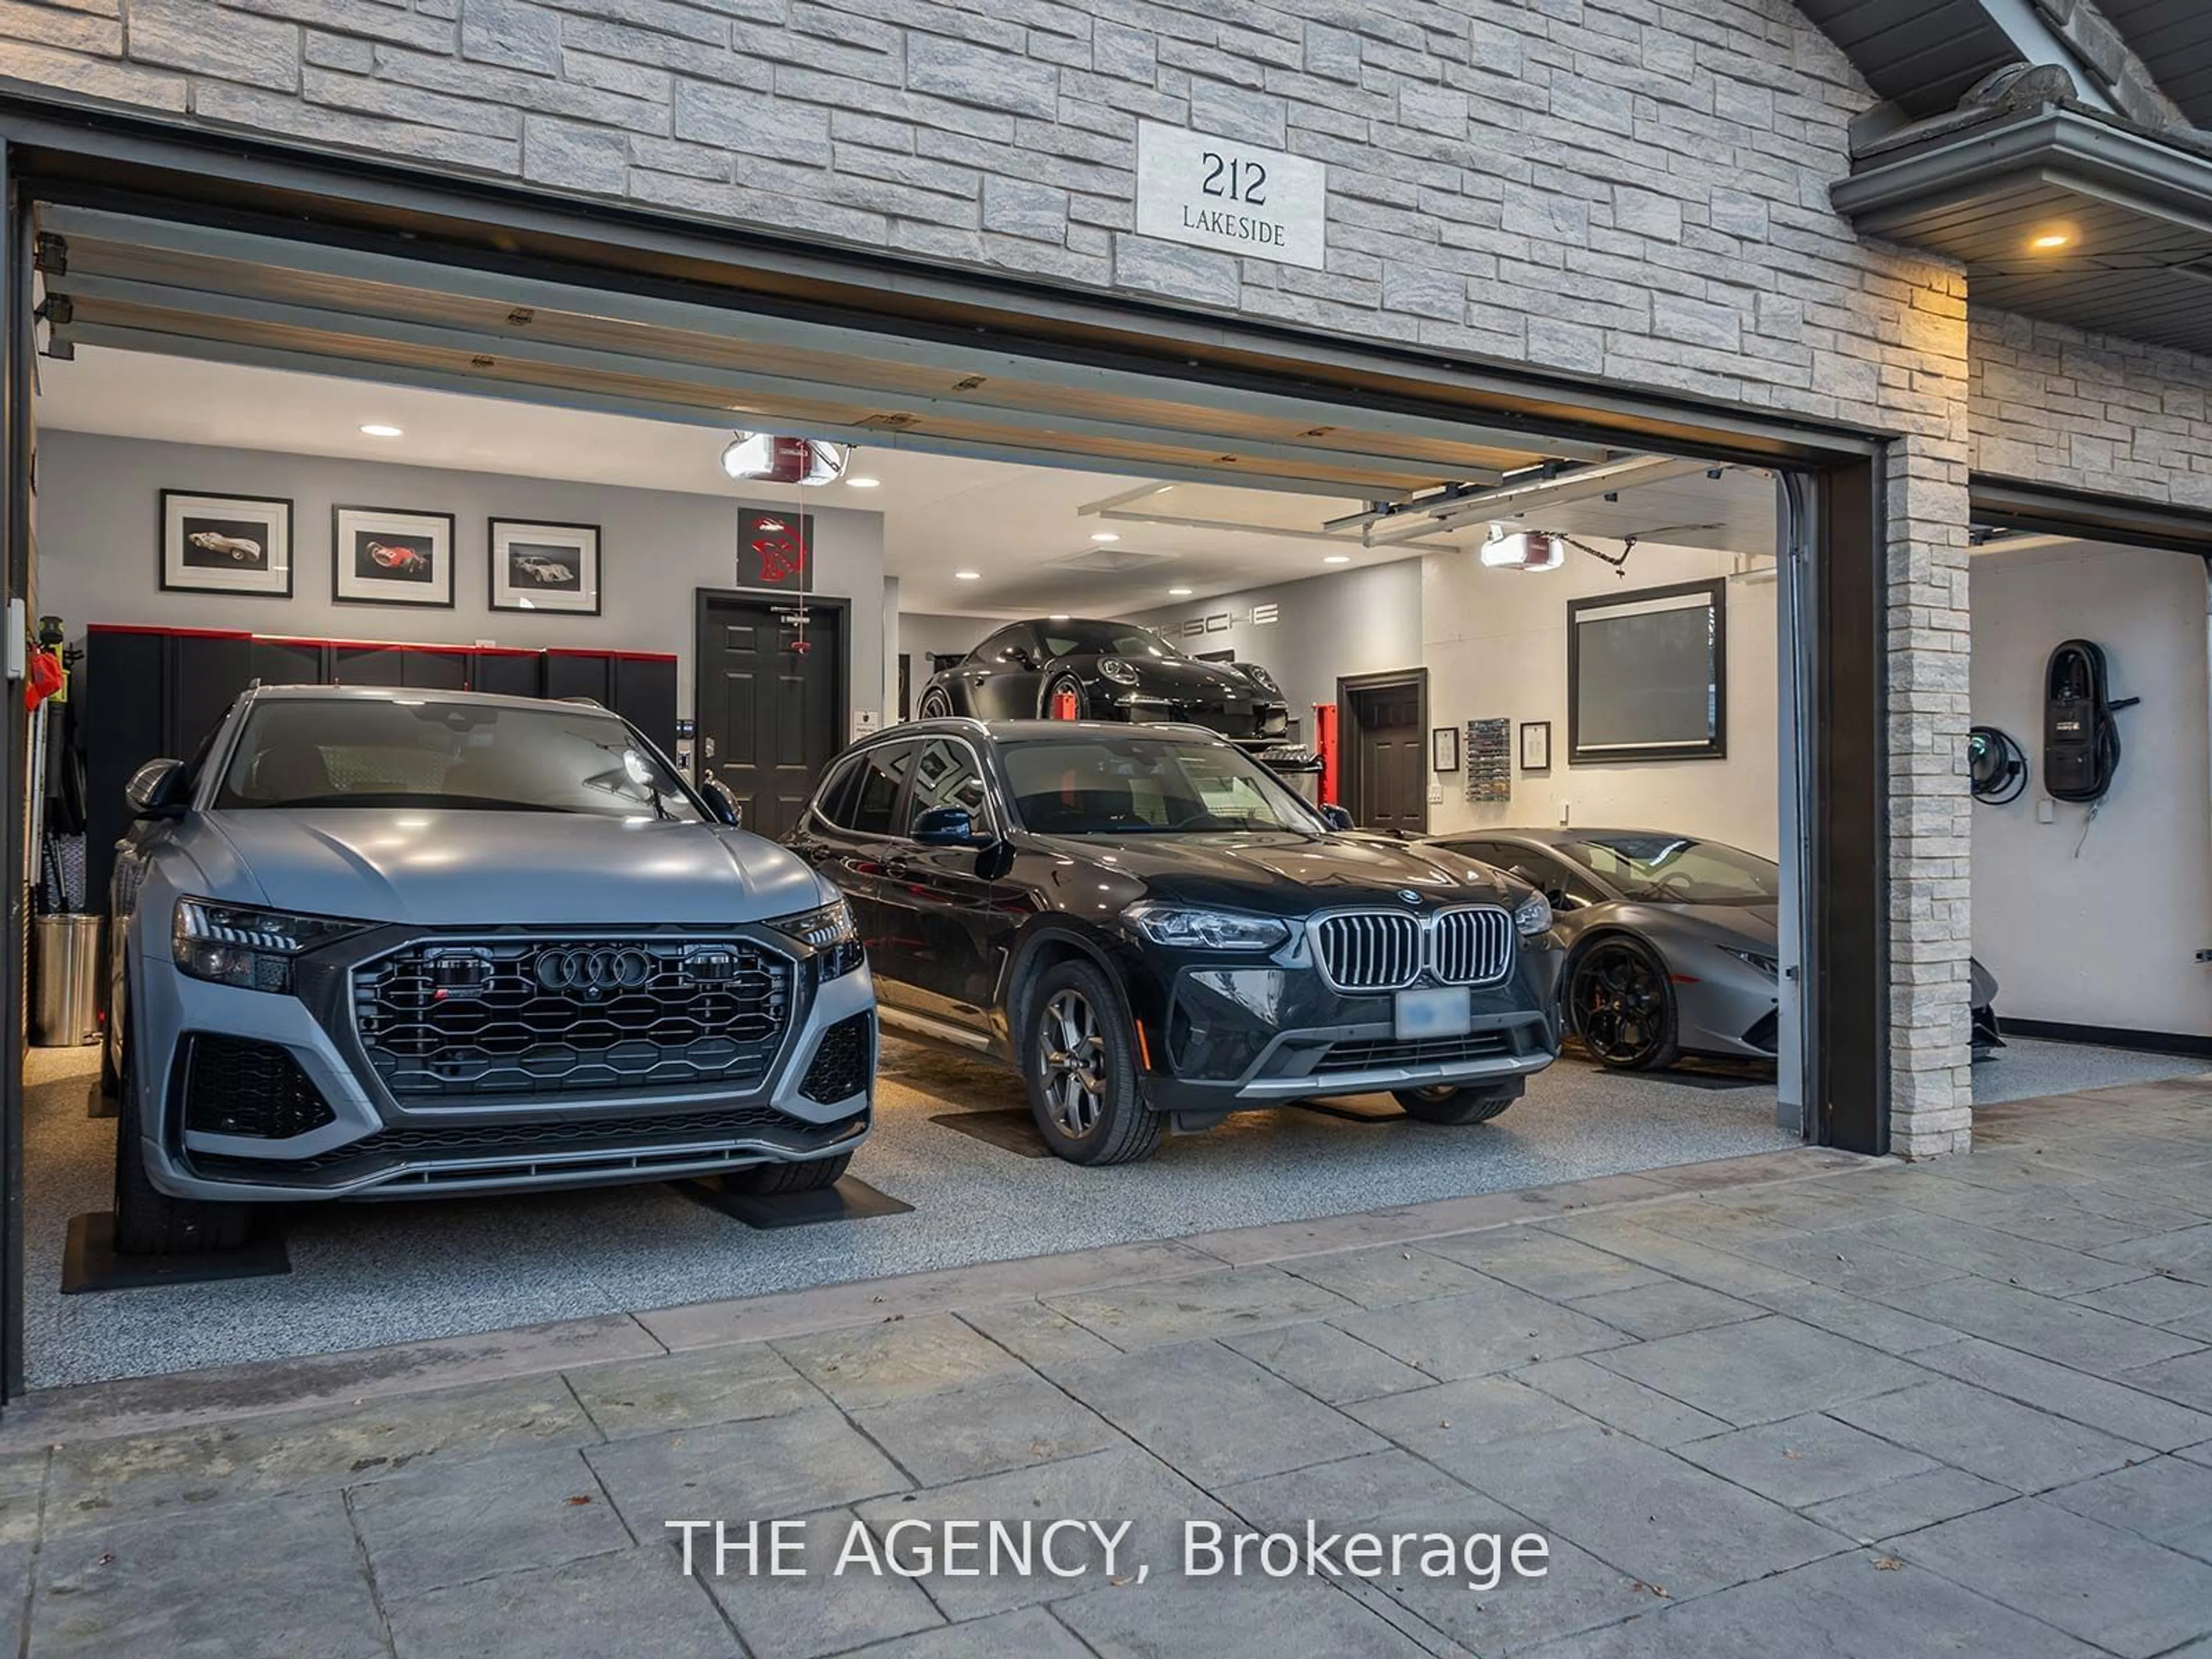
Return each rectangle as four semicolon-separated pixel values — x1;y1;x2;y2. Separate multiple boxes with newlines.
33;913;104;1048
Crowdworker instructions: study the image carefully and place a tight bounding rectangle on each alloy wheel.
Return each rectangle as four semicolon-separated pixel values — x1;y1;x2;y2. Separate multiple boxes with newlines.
1575;944;1669;1066
1037;987;1108;1138
918;688;953;719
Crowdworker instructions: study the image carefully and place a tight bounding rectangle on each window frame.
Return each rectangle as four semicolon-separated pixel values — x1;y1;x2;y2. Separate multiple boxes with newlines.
902;734;1001;840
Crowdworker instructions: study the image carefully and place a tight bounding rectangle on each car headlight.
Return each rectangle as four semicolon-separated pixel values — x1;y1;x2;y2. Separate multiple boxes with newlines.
1512;892;1554;937
1243;664;1281;696
1724;947;1780;977
172;898;368;994
1127;902;1289;950
770;897;864;979
1097;657;1139;686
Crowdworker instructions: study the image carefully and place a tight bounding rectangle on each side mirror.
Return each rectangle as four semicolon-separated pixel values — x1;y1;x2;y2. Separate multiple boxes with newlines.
913;804;978;846
126;758;190;819
1319;803;1354;832
699;777;743;828
1006;647;1037;672
1506;863;1565;910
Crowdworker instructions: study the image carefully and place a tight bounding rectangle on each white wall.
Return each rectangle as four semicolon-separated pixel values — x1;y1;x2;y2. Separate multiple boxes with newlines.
1969;543;2212;1037
1125;562;1425;738
1422;543;1780;857
37;430;887;724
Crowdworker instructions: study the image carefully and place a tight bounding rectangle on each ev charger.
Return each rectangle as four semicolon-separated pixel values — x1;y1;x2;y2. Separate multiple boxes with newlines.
2042;639;2137;806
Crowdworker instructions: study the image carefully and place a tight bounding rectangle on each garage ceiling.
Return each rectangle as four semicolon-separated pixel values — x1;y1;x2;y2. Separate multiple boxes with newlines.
35;200;1781;615
41;346;1777;614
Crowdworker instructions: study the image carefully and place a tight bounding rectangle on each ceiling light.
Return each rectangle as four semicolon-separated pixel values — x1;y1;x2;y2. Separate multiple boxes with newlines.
844;475;881;490
359;423;403;438
1049;613;1070;620
2029;231;2070;251
1090;531;1120;543
1480;527;1566;571
1168;586;1193;597
1322;554;1351;565
954;570;982;581
720;431;850;485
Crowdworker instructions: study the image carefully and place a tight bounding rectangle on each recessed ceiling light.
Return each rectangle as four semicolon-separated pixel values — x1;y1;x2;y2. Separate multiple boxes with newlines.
1169;586;1194;596
845;476;881;489
1090;531;1120;543
2029;232;2070;251
1323;554;1352;565
1049;613;1070;620
359;423;403;438
954;570;982;581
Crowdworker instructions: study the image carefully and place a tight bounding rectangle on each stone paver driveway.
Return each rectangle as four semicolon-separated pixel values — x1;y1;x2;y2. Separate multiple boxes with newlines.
4;1075;2211;1657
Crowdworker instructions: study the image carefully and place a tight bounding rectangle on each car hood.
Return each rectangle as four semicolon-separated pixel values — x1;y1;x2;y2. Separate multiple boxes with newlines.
1038;830;1522;911
1607;899;1779;949
183;809;827;926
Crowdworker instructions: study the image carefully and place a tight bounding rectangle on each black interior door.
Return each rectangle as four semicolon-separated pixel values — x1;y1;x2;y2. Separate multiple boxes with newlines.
1346;680;1426;835
698;595;844;842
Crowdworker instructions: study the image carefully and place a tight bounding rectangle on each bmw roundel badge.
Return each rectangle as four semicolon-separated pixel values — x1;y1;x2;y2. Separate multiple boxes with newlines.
1397;889;1422;905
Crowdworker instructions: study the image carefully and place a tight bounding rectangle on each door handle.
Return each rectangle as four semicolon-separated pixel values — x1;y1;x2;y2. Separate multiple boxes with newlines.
703;736;716;759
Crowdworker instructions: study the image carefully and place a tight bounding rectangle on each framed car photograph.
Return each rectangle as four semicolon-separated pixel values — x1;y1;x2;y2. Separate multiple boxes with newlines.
160;490;293;597
1520;720;1552;771
332;506;456;607
490;519;601;615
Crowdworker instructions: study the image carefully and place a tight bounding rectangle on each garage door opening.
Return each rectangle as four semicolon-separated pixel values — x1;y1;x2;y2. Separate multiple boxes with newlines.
0;163;1871;1397
1966;524;2212;1102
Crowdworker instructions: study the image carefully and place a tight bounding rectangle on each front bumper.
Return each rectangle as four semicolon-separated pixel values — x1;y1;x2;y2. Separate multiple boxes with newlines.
1108;691;1290;747
1129;944;1562;1119
131;926;876;1203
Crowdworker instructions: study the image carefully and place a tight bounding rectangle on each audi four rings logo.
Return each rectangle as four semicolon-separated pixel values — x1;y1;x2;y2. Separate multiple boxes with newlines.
536;947;654;994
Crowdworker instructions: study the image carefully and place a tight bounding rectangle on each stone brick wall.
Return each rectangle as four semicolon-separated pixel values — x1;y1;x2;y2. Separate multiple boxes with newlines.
0;0;1987;1149
1971;306;2212;512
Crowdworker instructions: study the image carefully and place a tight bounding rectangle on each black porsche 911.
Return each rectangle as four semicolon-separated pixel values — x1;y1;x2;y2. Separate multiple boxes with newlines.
915;618;1290;750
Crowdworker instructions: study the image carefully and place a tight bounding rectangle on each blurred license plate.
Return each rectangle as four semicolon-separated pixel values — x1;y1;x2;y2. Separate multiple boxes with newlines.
1395;987;1471;1040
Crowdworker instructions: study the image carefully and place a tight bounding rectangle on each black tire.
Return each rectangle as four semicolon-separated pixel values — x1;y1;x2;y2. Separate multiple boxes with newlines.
1022;958;1161;1165
916;686;955;720
1392;1084;1518;1124
1041;673;1089;721
724;1152;851;1195
111;1032;252;1257
1569;935;1681;1071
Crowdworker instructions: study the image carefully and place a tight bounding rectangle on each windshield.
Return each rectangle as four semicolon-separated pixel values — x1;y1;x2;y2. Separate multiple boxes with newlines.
1001;736;1321;835
1556;834;1776;904
213;698;704;821
1036;620;1185;661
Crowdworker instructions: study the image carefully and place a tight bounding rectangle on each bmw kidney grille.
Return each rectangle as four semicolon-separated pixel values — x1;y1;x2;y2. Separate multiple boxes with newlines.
1312;907;1513;992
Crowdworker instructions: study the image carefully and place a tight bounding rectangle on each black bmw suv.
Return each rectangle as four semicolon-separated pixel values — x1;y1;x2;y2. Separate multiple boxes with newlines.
789;719;1563;1164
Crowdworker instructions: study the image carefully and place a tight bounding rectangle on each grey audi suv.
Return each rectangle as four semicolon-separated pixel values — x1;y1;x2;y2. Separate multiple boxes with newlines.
106;685;875;1255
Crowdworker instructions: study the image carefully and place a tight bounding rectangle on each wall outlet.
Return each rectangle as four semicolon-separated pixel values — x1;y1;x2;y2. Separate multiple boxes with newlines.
2036;797;2055;824
1427;783;1443;805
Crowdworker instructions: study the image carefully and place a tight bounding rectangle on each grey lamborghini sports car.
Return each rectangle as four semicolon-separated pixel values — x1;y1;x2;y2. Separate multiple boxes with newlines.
1425;828;1781;1069
1424;827;2002;1070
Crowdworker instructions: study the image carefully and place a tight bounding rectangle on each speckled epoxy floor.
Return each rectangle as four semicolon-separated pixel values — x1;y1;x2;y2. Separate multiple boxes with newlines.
17;1033;2200;1389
